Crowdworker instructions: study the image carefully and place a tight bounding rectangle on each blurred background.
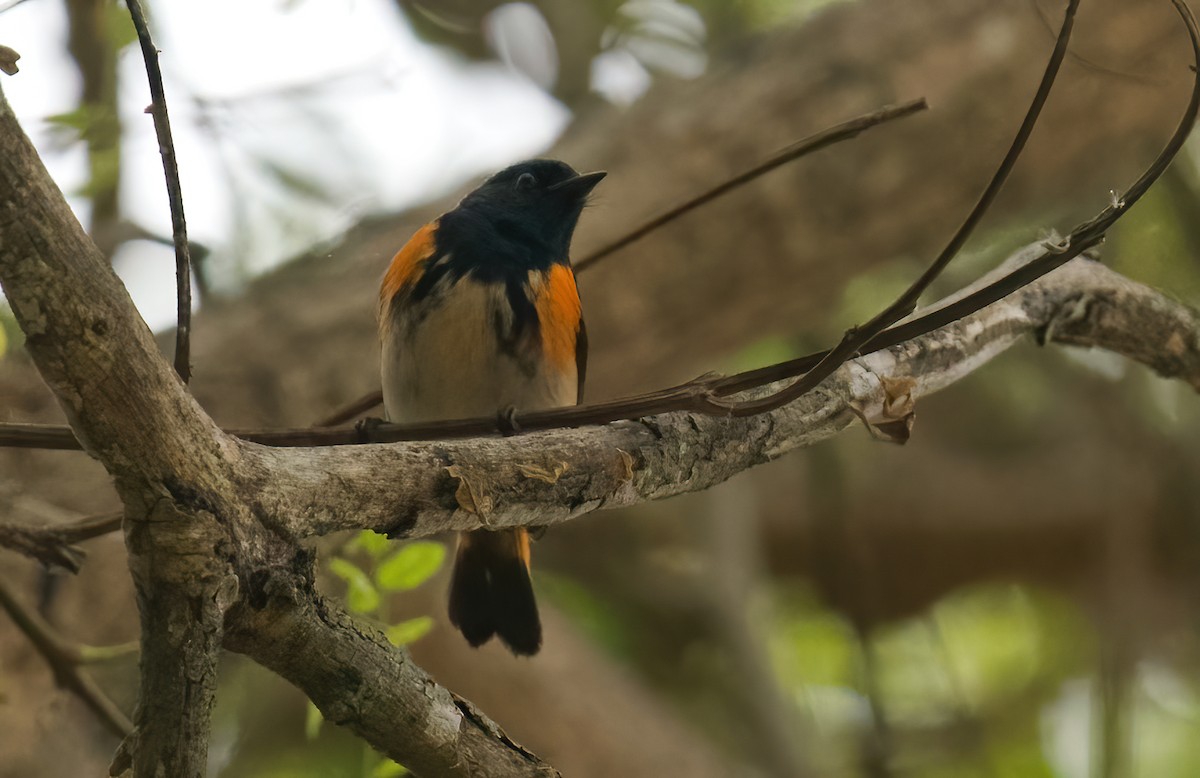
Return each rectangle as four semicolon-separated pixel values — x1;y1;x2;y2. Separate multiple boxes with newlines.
3;0;1200;775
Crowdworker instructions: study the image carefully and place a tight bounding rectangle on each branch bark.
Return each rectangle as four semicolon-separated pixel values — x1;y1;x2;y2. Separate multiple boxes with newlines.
0;575;132;738
224;553;560;778
0;510;123;571
4;1;1200;774
241;248;1200;542
0;72;236;777
0;78;558;776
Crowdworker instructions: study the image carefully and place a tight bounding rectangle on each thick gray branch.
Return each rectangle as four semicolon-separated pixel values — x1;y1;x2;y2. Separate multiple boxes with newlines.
245;250;1200;541
225;556;559;778
0;90;225;488
0;78;234;778
0;81;556;776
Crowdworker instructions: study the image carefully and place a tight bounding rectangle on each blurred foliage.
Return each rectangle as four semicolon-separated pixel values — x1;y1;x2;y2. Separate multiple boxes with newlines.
295;533;445;775
44;103;121;200
537;569;635;657
204;534;444;775
1110;168;1200;304
392;0;846;105
11;1;1200;775
618;573;1200;777
321;532;445;643
207;654;409;777
538;184;1200;775
56;0;135;251
101;1;138;52
0;305;12;360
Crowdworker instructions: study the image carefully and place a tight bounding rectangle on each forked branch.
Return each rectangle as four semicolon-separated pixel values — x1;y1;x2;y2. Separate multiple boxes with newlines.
5;0;1195;454
244;251;1200;540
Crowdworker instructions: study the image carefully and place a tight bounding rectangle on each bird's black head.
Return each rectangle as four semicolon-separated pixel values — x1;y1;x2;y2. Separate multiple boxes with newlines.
456;159;606;264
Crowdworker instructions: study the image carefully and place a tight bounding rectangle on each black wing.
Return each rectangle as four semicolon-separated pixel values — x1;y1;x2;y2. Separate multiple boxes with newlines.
575;316;588;405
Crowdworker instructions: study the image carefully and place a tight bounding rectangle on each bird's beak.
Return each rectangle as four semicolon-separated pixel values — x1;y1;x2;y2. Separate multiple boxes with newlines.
549;170;607;198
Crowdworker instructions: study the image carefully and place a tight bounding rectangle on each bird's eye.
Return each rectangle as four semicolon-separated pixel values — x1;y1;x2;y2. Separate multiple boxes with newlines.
515;172;537;191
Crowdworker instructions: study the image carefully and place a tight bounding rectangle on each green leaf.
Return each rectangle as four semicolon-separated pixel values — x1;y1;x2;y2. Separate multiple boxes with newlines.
0;305;21;358
44;106;92;138
370;759;410;777
104;4;138;51
327;558;381;614
386;617;434;647
375;542;446;592
347;529;392;559
79;146;121;199
304;700;323;741
44;103;119;150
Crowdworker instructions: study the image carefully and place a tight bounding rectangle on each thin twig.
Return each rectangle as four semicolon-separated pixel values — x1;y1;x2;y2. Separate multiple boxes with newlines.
0;0;32;16
50;510;124;543
0;576;132;737
1031;0;1156;84
283;99;931;429
0;510;122;572
718;0;1081;418
719;0;1200;400
126;0;192;383
0;44;19;76
0;521;85;571
314;390;385;427
0;99;931;440
833;0;1200;372
1;0;1196;452
78;641;140;664
0;423;83;449
572;98;928;273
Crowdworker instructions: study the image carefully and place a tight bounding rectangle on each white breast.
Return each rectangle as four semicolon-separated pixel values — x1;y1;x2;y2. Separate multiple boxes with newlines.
381;274;577;424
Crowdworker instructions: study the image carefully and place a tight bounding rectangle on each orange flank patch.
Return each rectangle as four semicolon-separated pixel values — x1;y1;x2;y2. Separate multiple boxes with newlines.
533;264;582;370
515;527;531;570
379;221;437;314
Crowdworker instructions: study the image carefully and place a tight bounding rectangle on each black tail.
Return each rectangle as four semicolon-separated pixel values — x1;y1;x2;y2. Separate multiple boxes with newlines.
448;528;542;656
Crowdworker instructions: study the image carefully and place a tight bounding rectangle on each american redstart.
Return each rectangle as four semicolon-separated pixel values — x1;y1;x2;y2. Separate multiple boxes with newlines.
378;159;604;655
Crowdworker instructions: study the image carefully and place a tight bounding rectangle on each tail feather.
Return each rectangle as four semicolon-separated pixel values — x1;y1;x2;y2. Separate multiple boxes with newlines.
448;528;542;656
447;537;496;647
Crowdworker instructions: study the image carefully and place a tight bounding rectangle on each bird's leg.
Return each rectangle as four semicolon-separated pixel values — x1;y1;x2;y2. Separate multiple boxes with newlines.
496;405;522;435
355;416;388;443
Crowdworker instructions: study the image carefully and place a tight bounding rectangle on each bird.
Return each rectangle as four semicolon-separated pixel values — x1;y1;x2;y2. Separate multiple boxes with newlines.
378;159;604;656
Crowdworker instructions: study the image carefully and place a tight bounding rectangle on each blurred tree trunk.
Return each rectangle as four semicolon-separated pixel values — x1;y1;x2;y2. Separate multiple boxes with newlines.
64;0;123;258
2;0;1196;774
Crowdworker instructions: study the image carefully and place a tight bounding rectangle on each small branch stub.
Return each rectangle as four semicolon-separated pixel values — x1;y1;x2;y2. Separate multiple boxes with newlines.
0;45;19;75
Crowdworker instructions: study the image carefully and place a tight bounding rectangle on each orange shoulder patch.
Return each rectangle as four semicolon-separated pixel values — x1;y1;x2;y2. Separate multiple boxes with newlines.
533;264;582;371
379;221;437;314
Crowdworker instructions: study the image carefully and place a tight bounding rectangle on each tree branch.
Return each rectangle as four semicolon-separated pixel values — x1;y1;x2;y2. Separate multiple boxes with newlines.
0;575;132;738
0;73;241;775
0;67;567;778
0;88;221;482
721;0;1081;418
3;3;1199;775
572;97;928;272
0;510;121;572
6;0;1196;452
210;97;929;429
240;248;1200;540
126;0;192;382
224;552;559;777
